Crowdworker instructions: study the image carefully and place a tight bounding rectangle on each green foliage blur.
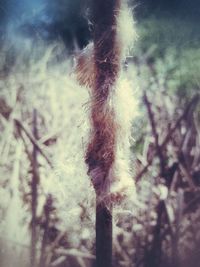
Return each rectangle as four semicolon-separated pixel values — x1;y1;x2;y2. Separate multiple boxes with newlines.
134;14;200;97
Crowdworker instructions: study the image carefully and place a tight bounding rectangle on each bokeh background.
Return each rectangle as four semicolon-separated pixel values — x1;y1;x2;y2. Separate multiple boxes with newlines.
0;1;200;267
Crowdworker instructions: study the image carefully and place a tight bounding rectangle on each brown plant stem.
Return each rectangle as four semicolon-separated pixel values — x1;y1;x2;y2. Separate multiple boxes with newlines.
14;118;53;168
144;92;166;177
30;109;39;267
136;94;199;182
96;200;113;267
144;201;164;267
39;195;52;267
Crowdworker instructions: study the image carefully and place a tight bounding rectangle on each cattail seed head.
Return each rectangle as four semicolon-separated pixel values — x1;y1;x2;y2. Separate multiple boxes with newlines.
75;0;137;204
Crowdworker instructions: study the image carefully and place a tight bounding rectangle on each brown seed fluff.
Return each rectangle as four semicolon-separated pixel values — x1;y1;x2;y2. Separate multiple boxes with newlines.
75;0;137;203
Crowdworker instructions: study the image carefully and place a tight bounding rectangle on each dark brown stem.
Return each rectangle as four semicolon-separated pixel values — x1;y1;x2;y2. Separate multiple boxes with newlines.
30;109;39;267
161;94;199;148
144;201;164;267
14;118;53;168
144;92;166;177
39;195;52;267
136;94;199;182
96;200;112;267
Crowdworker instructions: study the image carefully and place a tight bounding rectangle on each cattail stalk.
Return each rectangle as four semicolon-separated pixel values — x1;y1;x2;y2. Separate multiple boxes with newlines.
75;0;137;266
89;1;122;266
